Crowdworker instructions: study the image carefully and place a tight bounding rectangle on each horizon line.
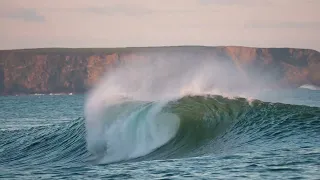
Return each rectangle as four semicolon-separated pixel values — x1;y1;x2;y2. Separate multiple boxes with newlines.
0;45;319;52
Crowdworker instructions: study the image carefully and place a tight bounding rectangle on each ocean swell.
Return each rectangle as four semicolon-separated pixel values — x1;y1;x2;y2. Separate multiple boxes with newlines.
83;56;319;164
84;95;320;164
0;95;319;168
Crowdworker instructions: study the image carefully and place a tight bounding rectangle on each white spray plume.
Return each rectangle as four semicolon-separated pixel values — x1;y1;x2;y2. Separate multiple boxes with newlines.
84;54;264;163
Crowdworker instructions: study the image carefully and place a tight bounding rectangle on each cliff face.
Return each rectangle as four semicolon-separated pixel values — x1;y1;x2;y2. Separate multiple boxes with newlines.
0;46;319;95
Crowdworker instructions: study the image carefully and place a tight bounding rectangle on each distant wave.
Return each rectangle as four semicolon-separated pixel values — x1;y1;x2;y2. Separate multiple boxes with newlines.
31;93;74;96
33;93;45;96
299;84;320;90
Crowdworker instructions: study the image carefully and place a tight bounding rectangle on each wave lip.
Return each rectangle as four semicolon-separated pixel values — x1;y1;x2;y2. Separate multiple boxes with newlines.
100;101;180;163
85;94;252;164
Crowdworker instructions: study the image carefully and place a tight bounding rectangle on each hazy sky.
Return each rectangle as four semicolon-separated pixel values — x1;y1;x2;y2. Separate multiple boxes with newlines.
1;0;320;50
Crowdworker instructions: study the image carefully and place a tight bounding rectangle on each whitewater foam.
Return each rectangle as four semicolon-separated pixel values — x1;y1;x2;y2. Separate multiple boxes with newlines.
299;84;320;91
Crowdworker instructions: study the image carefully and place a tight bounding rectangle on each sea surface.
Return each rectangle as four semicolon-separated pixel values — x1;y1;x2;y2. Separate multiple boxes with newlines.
0;89;319;180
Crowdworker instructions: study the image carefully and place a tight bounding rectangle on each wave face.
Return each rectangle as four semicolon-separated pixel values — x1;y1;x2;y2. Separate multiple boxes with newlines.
84;57;320;164
0;95;319;171
0;117;88;167
84;95;320;164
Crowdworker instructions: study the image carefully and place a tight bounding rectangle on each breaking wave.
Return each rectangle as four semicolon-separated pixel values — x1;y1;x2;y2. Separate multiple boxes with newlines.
1;56;319;168
83;57;320;164
0;96;319;167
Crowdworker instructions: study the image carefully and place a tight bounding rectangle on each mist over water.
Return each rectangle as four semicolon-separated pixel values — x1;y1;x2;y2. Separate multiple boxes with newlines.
86;55;261;101
84;56;273;163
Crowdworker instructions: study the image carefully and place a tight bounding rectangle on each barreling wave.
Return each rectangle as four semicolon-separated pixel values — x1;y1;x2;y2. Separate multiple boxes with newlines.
0;95;319;168
83;55;320;164
86;95;248;163
84;94;320;164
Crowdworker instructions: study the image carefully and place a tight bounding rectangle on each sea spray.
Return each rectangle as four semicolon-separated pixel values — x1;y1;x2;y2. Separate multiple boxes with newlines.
84;55;272;163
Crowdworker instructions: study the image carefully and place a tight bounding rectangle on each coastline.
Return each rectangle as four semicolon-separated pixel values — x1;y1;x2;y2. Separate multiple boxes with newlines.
0;45;319;96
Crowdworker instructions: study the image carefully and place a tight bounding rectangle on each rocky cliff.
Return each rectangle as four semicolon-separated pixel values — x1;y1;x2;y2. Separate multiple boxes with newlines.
0;46;319;95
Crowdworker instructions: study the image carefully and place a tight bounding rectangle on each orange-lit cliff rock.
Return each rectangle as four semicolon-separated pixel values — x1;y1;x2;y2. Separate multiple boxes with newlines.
0;46;319;95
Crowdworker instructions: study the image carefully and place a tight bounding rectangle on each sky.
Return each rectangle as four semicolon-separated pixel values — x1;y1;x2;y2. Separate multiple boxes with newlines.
1;0;320;51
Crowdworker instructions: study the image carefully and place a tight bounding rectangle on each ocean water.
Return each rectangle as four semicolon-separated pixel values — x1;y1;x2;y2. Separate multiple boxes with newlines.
1;57;320;179
0;89;319;180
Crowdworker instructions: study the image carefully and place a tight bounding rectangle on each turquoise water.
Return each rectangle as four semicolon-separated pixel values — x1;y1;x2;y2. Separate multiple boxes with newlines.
0;89;319;179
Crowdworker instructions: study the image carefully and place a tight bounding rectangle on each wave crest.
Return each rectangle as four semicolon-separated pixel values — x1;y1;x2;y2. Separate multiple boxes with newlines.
84;55;319;164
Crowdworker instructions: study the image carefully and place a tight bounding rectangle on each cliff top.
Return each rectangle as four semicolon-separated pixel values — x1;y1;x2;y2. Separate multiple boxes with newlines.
0;46;319;55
